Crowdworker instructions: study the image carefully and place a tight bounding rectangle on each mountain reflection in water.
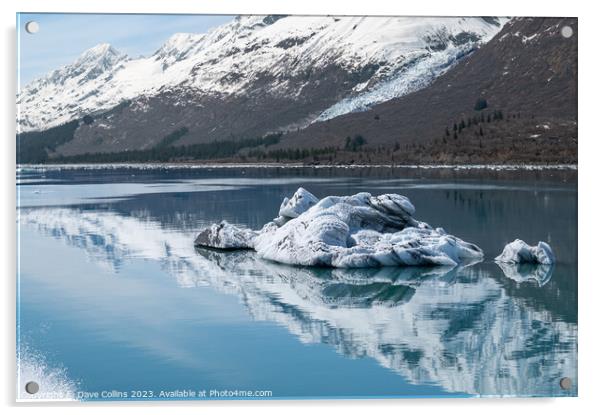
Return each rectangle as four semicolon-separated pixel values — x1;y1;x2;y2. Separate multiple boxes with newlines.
19;206;577;397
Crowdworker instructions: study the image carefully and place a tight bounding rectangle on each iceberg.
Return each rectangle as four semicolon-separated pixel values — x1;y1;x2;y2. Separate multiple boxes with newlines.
495;239;556;265
194;188;484;268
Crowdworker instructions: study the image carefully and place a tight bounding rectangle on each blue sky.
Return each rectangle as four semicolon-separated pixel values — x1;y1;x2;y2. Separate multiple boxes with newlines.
17;13;235;86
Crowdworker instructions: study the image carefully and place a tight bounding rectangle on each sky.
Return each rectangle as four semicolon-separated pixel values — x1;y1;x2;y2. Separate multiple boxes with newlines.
17;13;235;86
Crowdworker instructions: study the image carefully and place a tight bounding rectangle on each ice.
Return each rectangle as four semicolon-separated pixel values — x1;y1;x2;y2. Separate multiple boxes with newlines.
194;188;483;268
193;221;256;250
315;45;469;122
275;187;319;224
16;163;578;172
495;239;556;265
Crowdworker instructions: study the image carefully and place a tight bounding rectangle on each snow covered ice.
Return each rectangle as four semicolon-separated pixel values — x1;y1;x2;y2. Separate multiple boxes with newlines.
194;188;484;268
274;187;319;226
193;221;256;250
495;239;556;265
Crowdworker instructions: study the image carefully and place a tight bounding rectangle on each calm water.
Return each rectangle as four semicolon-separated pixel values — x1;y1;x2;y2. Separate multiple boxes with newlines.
16;166;578;400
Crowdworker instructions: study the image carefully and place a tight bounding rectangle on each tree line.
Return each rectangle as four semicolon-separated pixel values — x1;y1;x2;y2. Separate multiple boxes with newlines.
49;131;284;163
17;120;79;163
443;109;514;141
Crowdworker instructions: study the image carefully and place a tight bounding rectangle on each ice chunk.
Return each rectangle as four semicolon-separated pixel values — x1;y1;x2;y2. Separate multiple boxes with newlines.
278;187;319;219
194;221;256;249
495;239;556;265
195;188;483;268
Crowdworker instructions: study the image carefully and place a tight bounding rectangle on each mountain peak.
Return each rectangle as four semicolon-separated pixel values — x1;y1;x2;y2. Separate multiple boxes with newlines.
153;33;205;62
77;43;122;61
68;43;127;74
85;42;112;54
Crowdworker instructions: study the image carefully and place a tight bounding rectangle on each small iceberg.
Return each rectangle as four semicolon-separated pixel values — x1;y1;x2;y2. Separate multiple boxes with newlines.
194;221;256;249
495;239;556;265
194;187;484;268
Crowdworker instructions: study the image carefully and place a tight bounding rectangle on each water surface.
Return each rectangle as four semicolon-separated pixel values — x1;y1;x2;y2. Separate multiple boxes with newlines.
16;166;578;400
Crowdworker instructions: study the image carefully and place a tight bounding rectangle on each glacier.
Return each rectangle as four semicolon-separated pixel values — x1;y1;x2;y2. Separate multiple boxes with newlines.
194;188;484;268
315;37;479;122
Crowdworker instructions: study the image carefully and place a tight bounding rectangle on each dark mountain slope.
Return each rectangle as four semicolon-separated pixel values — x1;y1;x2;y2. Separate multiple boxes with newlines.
275;17;577;164
51;65;355;157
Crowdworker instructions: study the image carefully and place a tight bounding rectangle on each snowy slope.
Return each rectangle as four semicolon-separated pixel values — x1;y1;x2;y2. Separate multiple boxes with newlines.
17;15;507;133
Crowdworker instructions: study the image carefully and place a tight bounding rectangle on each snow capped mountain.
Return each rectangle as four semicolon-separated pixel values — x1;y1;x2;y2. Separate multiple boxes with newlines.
279;16;577;165
17;15;507;133
18;44;129;131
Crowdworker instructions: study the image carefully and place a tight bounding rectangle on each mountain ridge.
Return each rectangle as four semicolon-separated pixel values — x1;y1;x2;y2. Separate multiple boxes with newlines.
16;16;577;165
17;15;505;137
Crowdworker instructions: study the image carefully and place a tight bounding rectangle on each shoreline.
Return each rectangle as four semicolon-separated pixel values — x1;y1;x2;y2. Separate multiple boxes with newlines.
16;162;578;172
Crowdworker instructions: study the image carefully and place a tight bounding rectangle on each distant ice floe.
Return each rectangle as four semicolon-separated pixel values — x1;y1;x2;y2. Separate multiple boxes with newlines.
16;163;578;173
195;187;484;268
495;239;556;265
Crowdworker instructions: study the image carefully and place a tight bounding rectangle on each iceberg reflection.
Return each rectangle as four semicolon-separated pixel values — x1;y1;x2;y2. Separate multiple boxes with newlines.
19;207;577;396
497;262;554;287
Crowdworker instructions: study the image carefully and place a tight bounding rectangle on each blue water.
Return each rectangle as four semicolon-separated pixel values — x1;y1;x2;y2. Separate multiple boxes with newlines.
16;166;578;400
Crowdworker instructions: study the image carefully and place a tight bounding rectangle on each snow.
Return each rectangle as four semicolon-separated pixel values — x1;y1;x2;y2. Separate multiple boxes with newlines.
315;17;508;122
18;16;507;132
495;239;556;265
315;47;468;122
522;33;539;44
276;187;319;222
194;188;483;268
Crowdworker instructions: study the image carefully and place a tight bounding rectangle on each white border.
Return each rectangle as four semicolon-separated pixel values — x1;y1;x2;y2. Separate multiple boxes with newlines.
2;1;600;414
